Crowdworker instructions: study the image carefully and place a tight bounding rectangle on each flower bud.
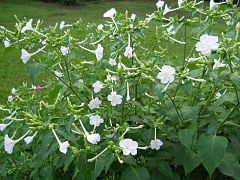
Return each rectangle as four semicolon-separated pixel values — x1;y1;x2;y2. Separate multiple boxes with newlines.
236;22;240;32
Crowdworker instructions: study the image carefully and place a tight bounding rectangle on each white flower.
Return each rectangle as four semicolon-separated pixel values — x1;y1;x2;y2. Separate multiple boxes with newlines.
178;0;184;7
3;38;11;47
213;59;226;70
60;46;70;55
88;97;101;109
93;81;103;93
163;4;170;15
195;34;219;56
76;79;84;87
11;88;16;95
8;96;13;103
24;132;37;145
156;0;164;9
21;19;33;33
157;65;176;84
59;141;70;154
95;44;104;61
107;74;117;81
124;46;133;59
41;39;47;45
89;115;104;127
210;0;226;11
119;139;138;156
52;129;69;154
226;21;233;26
21;46;46;64
54;71;63;78
60;21;65;29
24;136;34;144
108;58;117;66
4;131;30;154
97;24;104;31
4;135;15;154
131;14;136;21
0;124;8;131
150;139;163;150
87;133;101;144
103;8;116;18
0;120;13;132
167;25;176;35
107;91;123;106
21;49;32;64
216;92;222;99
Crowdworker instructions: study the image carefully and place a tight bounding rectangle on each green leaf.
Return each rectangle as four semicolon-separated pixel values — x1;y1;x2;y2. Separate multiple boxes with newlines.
92;151;114;179
197;134;228;177
178;125;196;148
183;149;201;175
158;161;173;179
133;29;145;38
27;63;46;84
218;152;240;180
121;166;150;180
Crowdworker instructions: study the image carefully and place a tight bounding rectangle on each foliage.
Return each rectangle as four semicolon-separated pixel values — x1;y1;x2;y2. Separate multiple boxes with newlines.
0;0;240;179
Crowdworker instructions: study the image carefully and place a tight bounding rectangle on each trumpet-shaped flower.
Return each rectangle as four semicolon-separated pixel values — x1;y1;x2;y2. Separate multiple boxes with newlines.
167;25;176;35
156;0;164;9
88;97;101;109
0;124;8;131
195;34;219;56
60;46;70;55
163;4;170;15
59;141;70;154
178;0;184;7
11;88;16;95
4;131;30;154
108;58;117;66
106;74;117;82
89;115;104;127
0;120;13;132
4;135;15;154
21;19;33;33
8;96;13;103
124;46;133;58
157;65;176;84
60;21;65;29
3;38;11;48
93;81;103;93
107;91;123;106
79;119;101;144
95;44;104;61
24;132;38;145
86;133;101;144
97;24;104;31
21;49;32;64
213;59;226;70
131;14;136;21
103;8;116;18
150;139;163;150
119;139;138;156
52;129;69;154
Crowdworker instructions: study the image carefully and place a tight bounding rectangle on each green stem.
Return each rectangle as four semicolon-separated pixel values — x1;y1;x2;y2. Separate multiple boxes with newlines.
51;71;84;103
165;92;184;124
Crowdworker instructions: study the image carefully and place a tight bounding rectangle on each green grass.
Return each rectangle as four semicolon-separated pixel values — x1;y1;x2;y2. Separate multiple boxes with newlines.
0;0;157;103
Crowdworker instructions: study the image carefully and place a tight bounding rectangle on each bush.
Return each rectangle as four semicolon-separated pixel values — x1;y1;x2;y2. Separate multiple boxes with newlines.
0;0;240;179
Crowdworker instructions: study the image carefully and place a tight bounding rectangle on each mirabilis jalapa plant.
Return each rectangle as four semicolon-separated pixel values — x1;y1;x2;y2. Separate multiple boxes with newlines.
0;0;240;179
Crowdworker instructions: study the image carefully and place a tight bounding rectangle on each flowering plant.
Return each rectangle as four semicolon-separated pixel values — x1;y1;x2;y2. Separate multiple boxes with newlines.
0;0;240;179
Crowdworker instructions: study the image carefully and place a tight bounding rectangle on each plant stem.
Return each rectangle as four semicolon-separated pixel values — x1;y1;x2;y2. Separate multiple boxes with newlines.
165;92;184;124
